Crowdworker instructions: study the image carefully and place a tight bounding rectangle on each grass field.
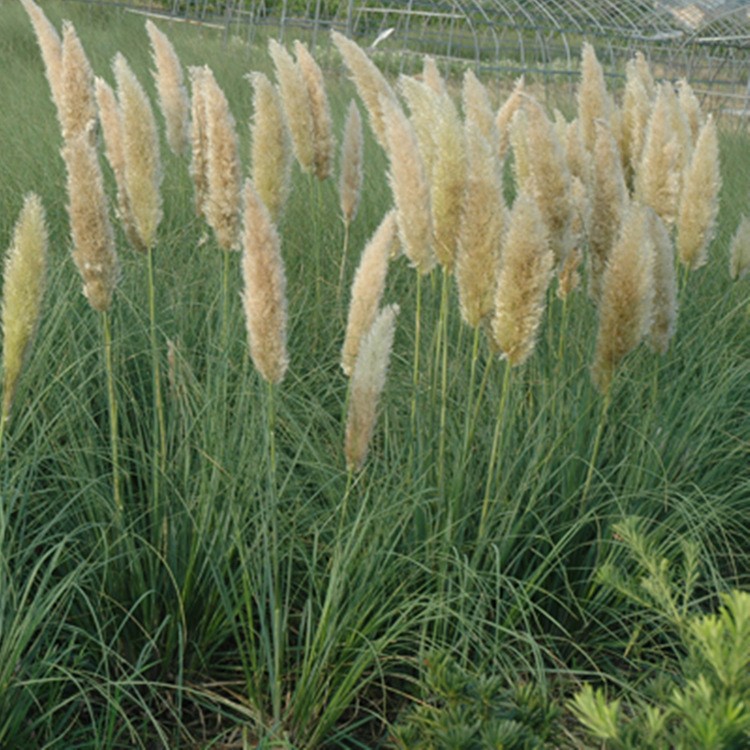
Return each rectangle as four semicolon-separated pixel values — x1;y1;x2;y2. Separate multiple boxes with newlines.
1;2;750;747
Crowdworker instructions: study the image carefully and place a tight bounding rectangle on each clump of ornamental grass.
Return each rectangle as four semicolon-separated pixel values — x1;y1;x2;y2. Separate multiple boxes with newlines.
647;209;678;354
95;76;143;253
113;53;163;253
380;94;435;275
496;75;524;162
189;65;209;219
249;71;293;223
577;43;612;154
146;20;190;158
729;216;750;281
60;21;96;145
491;193;554;367
201;65;242;252
429;89;467;273
294;40;335;181
591;202;655;394
462;69;499;153
241;180;289;385
588;119;628;303
635;83;682;227
344;304;399;472
20;0;64;115
269;39;315;175
455;121;506;329
676;115;721;271
341;211;396;376
63;128;120;312
339;100;364;230
331;29;398;151
1;194;48;430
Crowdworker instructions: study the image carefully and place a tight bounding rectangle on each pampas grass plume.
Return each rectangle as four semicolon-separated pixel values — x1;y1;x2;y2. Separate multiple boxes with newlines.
294;40;335;180
344;303;399;472
456;121;506;327
491;193;554;366
269;39;315;174
202;66;242;251
647;210;678;354
339;100;364;228
676;114;720;271
341;211;396;376
462;69;499;153
578;43;612;153
63;129;120;312
422;56;447;97
241;180;289;385
399;75;440;178
729;216;750;281
2;194;48;420
331;30;398;151
496;75;524;162
591;203;655;393
380;95;435;275
113;53;163;252
20;0;64;118
249;71;293;222
61;22;96;144
621;58;652;184
189;66;209;218
146;20;190;157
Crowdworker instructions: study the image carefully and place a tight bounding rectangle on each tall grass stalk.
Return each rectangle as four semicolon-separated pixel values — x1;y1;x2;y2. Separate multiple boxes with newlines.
581;391;611;511
102;310;122;518
436;269;451;496
146;247;166;489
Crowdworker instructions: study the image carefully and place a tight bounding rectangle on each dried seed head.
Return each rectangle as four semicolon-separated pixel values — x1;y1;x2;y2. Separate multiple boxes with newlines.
146;20;191;157
249;71;293;222
422;56;447;97
2;194;48;420
339;100;364;227
621;58;653;185
647;209;678;355
341;211;396;376
496;75;524;163
344;303;399;472
399;75;441;178
241;179;289;385
462;69;499;154
189;66;209;218
21;0;64;117
61;22;96;144
578;43;612;153
729;216;750;281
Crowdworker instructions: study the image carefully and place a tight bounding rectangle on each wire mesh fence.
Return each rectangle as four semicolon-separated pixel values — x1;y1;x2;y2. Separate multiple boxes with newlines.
69;0;750;122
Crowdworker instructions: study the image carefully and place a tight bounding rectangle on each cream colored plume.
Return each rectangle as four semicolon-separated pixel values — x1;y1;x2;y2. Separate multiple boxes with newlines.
676;115;720;271
509;108;532;192
113;53;163;252
341;211;396;376
491;193;554;366
2;194;48;420
344;303;399;472
588;120;628;302
189;66;209;218
456;121;506;328
729;216;750;281
249;71;293;222
678;79;702;144
331;30;398;150
430;89;467;272
63;129;120;312
269;39;315;173
399;75;441;178
20;0;64;117
565;119;592;186
462;70;499;153
633;51;655;99
422;55;447;97
647;210;678;355
146;20;190;157
294;41;335;180
577;43;612;153
202;66;242;251
664;82;692;175
621;58;653;185
339;100;364;227
95;76;143;252
61;22;96;144
241;180;288;385
557;177;587;300
634;84;682;227
380;95;435;275
496;75;524;162
591;203;655;394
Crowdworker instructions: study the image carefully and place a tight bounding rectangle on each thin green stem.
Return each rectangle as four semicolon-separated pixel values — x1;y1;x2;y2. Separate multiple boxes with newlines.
221;248;231;347
408;273;423;474
338;219;350;305
437;269;450;497
581;391;611;512
147;247;167;506
479;361;512;540
102;311;122;519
